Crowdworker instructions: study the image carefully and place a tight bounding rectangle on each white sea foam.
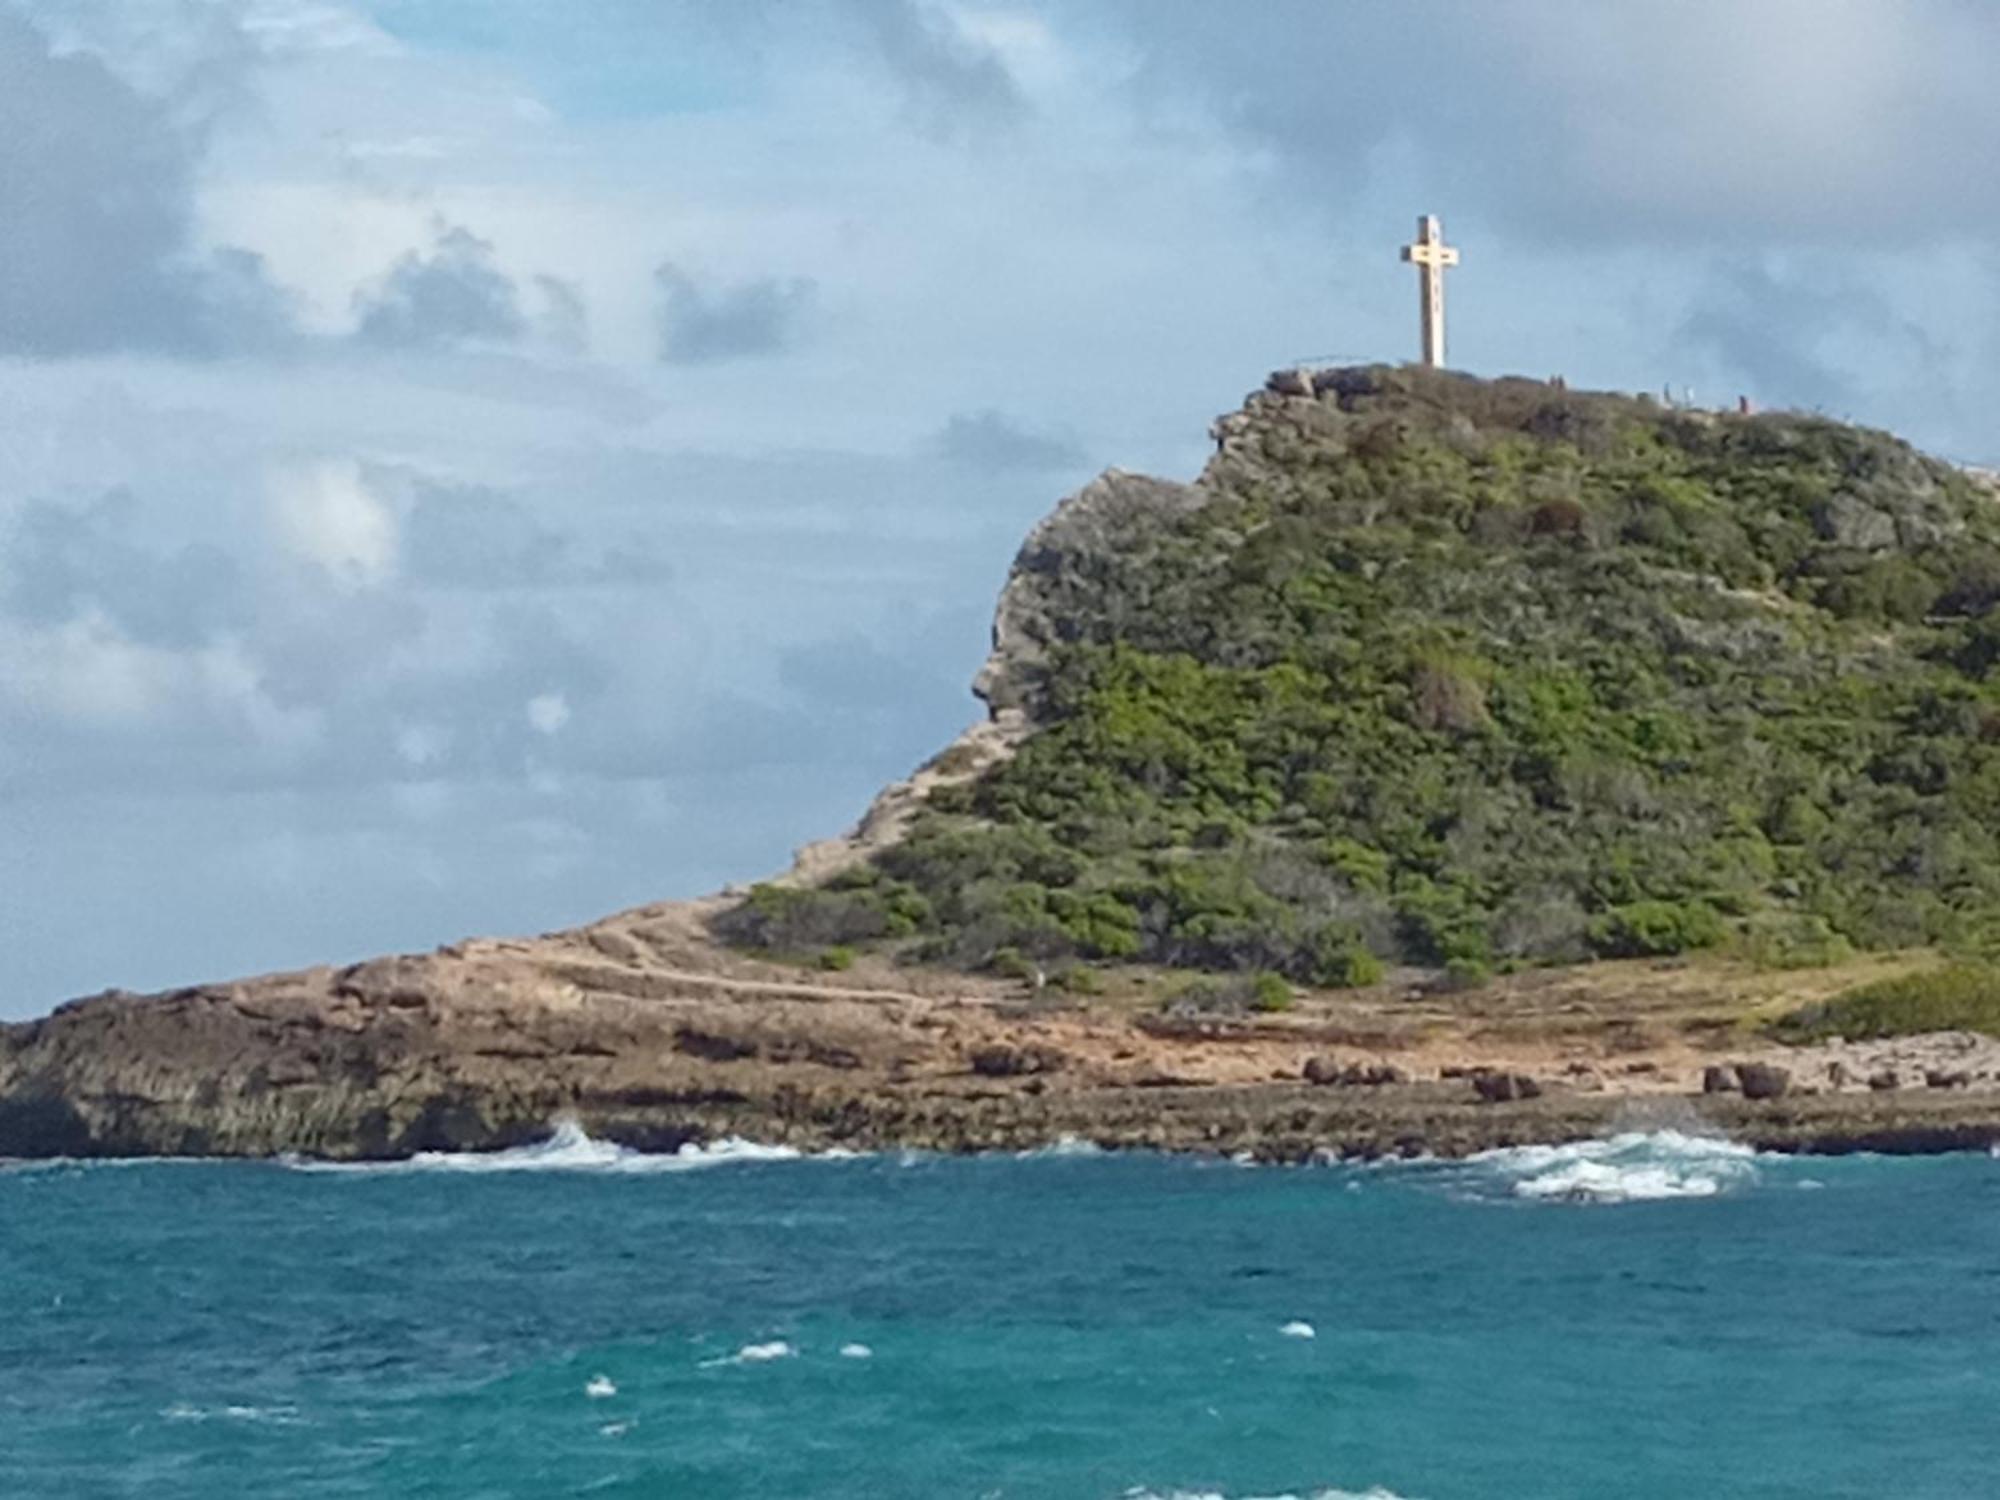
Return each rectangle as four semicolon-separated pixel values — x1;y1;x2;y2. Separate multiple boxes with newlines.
701;1339;798;1368
284;1120;814;1175
584;1374;617;1399
161;1402;302;1425
1469;1129;1759;1204
838;1343;873;1359
1278;1320;1317;1339
1122;1488;1417;1500
1016;1134;1105;1158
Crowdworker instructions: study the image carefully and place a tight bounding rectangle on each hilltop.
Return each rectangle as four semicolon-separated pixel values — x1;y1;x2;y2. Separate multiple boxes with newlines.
727;365;2000;986
7;366;2000;1161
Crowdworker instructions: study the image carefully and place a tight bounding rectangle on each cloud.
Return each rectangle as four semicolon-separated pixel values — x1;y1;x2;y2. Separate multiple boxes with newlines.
1676;257;1945;415
1098;1;2000;249
847;0;1026;141
352;224;527;349
526;691;571;735
270;459;400;587
0;9;296;356
654;261;817;363
2;492;247;648
534;273;590;354
932;409;1087;471
402;482;674;590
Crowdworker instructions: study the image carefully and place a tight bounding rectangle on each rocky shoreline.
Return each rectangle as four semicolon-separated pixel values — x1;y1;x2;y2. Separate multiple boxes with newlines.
6;894;2000;1164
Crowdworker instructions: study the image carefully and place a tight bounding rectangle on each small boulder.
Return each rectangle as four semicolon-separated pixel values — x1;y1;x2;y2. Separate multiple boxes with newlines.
1302;1055;1341;1086
1925;1068;1971;1090
1736;1062;1791;1100
1471;1071;1542;1104
1341;1062;1410;1087
969;1043;1065;1078
1867;1069;1901;1092
1701;1064;1739;1095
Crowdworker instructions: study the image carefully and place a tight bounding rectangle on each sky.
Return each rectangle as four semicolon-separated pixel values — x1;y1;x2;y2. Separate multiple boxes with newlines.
6;0;2000;1017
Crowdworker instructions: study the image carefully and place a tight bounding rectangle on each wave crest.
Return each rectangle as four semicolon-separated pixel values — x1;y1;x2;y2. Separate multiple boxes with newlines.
285;1120;809;1175
1468;1129;1759;1204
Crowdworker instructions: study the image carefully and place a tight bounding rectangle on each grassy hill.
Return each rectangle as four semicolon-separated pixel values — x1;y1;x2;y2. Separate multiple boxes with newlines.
721;365;2000;991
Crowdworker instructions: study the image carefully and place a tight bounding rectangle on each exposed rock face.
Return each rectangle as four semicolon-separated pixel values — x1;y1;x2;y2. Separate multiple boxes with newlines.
971;468;1205;728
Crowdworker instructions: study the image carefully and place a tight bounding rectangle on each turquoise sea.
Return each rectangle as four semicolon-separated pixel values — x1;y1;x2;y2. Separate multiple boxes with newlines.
3;1127;1997;1498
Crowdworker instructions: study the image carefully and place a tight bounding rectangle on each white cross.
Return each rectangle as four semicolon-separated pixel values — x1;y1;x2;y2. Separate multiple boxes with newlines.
1399;214;1459;369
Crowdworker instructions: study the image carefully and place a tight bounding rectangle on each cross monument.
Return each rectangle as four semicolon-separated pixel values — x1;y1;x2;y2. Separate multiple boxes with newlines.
1399;214;1459;369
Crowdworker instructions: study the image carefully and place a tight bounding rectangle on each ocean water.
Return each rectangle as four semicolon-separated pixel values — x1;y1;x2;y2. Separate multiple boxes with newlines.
4;1128;1998;1499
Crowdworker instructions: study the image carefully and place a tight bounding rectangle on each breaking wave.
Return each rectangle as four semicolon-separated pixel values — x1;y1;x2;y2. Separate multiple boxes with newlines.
284;1120;813;1175
1016;1133;1106;1159
1464;1129;1761;1204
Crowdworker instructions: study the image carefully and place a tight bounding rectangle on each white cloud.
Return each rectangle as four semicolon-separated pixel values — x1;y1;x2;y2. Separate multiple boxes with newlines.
395;721;451;767
270;458;399;586
526;691;571;735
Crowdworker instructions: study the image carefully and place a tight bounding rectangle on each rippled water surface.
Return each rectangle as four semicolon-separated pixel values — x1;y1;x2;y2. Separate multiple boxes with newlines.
4;1130;1998;1498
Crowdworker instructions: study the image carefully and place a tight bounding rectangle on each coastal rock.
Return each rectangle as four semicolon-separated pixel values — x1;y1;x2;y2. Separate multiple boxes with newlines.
1702;1064;1739;1094
968;1043;1065;1078
1471;1072;1543;1104
1307;1058;1408;1087
1346;1063;1409;1087
1736;1063;1791;1100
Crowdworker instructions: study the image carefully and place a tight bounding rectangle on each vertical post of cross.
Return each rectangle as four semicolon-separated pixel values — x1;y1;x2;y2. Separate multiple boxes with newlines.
1399;214;1459;369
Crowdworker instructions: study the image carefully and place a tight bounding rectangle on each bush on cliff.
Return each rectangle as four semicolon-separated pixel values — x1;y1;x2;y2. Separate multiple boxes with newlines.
721;366;2000;983
1771;965;2000;1041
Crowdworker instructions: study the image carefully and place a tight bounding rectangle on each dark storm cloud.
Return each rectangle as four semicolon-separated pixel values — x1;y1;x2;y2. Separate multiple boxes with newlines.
654;262;817;363
353;225;527;350
932;410;1087;472
0;9;294;356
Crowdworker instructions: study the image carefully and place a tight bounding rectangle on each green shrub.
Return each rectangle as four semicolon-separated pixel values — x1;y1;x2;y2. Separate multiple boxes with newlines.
1053;966;1103;996
1310;933;1384;988
1250;971;1294;1012
1587;900;1725;959
1737;913;1853;970
818;945;856;972
988;945;1038;982
1160;971;1289;1018
1770;965;2000;1041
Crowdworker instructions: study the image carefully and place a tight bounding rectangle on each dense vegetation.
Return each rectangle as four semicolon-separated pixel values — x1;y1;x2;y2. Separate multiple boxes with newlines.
721;366;2000;987
1773;966;2000;1041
